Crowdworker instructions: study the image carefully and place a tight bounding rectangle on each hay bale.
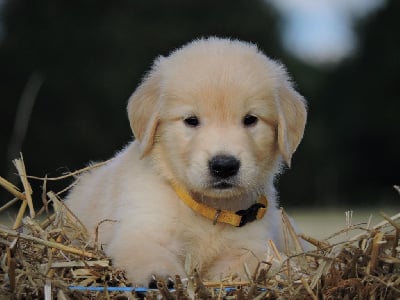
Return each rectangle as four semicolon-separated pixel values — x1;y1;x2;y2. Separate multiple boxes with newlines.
0;156;399;299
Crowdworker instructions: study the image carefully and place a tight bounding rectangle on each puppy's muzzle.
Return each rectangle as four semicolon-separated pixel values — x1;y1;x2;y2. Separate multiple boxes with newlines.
209;155;240;180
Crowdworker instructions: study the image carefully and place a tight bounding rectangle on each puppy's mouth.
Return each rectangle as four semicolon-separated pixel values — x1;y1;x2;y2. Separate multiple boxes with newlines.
211;180;235;190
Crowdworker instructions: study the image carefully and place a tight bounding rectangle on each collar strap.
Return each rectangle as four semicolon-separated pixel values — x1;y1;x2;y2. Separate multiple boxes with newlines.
171;183;268;227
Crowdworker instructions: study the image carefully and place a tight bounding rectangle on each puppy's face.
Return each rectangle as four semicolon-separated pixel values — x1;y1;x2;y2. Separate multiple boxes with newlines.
156;71;280;198
128;38;307;199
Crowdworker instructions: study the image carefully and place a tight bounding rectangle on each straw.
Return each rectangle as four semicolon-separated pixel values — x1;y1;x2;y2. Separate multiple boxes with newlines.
0;156;399;299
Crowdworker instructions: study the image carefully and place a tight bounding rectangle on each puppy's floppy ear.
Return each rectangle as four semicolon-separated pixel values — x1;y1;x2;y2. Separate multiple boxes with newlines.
127;62;163;157
275;81;307;168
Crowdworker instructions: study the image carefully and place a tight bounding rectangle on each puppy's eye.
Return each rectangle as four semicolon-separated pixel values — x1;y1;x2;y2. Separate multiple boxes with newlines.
183;116;200;127
243;114;258;127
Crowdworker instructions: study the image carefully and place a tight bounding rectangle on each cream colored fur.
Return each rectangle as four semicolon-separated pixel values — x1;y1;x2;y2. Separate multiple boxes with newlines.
66;37;307;285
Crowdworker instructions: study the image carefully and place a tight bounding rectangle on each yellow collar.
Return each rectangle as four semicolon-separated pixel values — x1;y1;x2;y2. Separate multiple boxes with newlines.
171;183;268;227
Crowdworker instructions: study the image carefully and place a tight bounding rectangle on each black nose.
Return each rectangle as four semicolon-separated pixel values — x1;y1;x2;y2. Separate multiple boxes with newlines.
209;155;240;179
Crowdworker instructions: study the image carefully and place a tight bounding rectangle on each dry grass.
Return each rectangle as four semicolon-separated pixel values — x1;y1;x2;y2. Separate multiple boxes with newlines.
0;155;399;299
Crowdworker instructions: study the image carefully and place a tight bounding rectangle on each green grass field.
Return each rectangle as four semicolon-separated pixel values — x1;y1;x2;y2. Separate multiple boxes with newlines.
288;205;399;239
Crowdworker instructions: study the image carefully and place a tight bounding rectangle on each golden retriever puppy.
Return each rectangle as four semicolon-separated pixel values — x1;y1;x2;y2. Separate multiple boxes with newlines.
66;37;307;286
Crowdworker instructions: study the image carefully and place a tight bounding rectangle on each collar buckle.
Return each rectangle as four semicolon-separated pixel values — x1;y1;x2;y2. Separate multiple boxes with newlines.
236;203;266;227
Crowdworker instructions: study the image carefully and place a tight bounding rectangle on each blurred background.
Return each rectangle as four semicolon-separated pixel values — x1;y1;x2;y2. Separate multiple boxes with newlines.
0;0;399;223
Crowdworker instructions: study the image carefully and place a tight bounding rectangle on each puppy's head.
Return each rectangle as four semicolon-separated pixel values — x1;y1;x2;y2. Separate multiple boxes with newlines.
128;38;307;198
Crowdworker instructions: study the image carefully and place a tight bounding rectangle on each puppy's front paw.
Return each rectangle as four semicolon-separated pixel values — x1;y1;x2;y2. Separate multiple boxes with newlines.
148;275;175;289
205;249;261;281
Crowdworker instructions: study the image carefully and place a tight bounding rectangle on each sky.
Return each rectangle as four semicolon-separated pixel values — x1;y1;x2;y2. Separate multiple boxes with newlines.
268;0;386;65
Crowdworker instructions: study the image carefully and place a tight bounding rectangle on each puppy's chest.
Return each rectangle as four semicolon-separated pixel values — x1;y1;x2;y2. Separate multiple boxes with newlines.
174;202;260;267
180;221;237;260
